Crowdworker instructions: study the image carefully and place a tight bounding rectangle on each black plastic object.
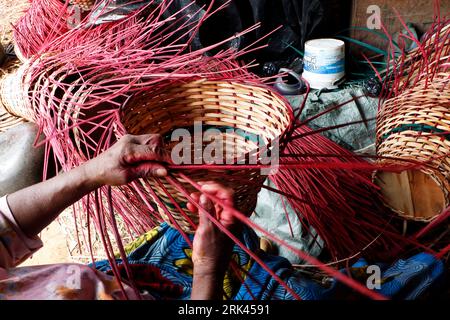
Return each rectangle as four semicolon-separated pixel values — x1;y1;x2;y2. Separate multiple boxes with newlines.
88;0;150;26
363;77;382;98
274;68;306;96
89;0;352;76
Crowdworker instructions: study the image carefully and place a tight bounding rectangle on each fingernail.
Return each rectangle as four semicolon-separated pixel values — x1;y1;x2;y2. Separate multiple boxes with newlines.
200;194;208;204
155;168;167;177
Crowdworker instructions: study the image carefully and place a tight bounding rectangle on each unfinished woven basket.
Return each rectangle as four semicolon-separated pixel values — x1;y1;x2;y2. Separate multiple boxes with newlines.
0;58;94;137
121;79;292;233
393;24;450;90
375;73;450;222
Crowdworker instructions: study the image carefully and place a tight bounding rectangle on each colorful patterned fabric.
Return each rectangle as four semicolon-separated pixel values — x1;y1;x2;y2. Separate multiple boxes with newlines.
94;223;446;300
0;196;151;300
0;192;444;300
348;253;445;300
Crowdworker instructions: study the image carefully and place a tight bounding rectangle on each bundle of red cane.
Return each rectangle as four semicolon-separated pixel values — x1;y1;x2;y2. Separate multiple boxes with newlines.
13;0;72;61
20;52;394;301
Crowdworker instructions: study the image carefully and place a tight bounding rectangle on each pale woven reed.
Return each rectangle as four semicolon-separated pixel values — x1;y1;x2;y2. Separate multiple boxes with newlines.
1;57;91;132
13;40;28;63
70;0;95;11
392;24;450;90
0;44;5;65
0;58;27;131
121;80;292;233
376;73;450;221
0;106;24;132
57;205;136;264
0;64;34;122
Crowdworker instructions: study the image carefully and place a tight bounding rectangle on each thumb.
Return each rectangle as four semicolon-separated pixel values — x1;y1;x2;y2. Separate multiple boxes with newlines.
198;194;215;228
124;143;165;164
132;163;168;178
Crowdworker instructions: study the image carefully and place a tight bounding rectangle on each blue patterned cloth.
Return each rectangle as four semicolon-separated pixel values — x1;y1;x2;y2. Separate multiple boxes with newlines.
350;253;445;300
93;223;445;300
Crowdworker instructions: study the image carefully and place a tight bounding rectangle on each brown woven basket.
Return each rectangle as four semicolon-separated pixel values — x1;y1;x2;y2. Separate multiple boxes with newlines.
12;40;28;64
0;56;112;164
121;80;292;233
0;106;25;133
375;73;450;222
70;0;96;11
0;63;34;122
395;24;450;89
0;57;91;126
0;43;5;66
0;58;28;130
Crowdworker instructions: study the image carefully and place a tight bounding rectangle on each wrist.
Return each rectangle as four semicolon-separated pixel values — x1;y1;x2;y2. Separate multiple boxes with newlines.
79;161;104;190
193;264;227;279
192;271;224;300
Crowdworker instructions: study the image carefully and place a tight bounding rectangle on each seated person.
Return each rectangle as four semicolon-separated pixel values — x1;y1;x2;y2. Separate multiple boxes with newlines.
0;134;237;299
0;135;444;300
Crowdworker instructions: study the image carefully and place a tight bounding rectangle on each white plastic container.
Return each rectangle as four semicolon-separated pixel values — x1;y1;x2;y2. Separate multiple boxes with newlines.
302;38;346;90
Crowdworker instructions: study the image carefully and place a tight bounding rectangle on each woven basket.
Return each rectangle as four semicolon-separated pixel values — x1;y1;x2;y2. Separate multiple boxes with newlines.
0;43;5;66
375;73;450;222
0;58;28;130
0;64;34;122
121;80;292;233
0;57;90;127
70;0;96;11
390;23;450;91
0;106;25;133
12;40;28;64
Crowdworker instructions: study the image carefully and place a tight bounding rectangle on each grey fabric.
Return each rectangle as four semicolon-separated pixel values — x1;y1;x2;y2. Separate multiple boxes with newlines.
0;123;45;196
288;87;379;153
252;179;323;264
252;85;378;263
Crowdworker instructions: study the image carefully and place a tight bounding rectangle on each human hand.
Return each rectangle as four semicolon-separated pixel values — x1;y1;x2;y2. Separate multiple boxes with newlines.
188;181;239;278
83;134;169;187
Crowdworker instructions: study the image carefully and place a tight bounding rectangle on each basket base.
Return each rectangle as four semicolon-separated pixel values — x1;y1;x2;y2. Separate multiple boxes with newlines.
374;169;447;222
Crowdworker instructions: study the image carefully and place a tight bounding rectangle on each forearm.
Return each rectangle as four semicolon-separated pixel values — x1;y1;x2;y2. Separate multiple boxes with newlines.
5;134;167;239
191;272;224;300
6;162;101;238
